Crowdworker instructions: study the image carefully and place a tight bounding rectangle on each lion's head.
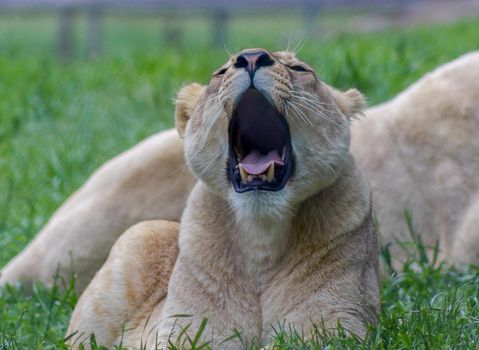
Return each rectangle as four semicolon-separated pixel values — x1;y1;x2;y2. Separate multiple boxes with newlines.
175;48;365;220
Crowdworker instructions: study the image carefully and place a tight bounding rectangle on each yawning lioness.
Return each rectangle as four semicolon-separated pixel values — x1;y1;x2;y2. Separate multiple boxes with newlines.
66;49;379;349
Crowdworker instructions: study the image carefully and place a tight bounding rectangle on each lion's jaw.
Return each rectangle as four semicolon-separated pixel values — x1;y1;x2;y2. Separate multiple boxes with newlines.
180;49;358;222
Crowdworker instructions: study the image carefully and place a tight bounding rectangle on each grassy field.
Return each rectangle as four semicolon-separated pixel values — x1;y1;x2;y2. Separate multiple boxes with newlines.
1;12;479;349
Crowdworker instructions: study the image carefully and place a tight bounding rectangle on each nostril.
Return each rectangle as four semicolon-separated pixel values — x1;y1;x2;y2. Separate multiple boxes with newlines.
234;55;249;68
234;51;274;69
256;52;274;68
234;50;275;80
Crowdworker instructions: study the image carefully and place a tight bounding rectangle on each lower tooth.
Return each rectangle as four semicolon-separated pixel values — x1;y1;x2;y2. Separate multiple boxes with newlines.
239;165;249;184
266;163;275;182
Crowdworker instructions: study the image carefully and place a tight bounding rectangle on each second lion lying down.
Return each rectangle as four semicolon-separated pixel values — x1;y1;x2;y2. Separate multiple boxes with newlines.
67;49;379;348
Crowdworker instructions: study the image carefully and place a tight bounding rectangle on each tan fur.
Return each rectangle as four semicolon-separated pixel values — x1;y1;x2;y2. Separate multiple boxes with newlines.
330;87;367;117
66;220;179;347
0;130;196;292
175;83;206;138
350;51;479;269
66;50;379;349
2;52;478;293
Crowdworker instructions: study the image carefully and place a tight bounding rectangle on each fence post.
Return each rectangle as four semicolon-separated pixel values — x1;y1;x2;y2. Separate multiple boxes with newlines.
58;6;75;62
164;10;182;47
86;5;103;58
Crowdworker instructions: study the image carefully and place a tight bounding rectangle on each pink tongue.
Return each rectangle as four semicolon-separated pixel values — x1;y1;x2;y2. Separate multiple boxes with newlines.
240;150;284;175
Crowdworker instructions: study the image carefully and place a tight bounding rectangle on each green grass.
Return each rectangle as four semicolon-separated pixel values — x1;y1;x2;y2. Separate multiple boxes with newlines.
1;12;479;349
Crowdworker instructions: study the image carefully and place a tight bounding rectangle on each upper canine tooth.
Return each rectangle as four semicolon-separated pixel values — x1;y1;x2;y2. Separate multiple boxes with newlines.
282;147;287;161
266;162;275;182
239;164;248;184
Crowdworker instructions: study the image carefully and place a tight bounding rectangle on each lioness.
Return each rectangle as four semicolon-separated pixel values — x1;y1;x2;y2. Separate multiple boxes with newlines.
66;49;379;349
2;51;479;292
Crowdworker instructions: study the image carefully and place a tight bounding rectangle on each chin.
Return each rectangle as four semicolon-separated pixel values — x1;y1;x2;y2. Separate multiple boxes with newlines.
228;187;295;222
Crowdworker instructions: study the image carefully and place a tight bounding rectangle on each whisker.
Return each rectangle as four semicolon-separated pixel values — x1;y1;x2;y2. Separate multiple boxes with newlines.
283;101;301;130
286;89;346;128
289;90;335;107
198;96;224;148
291;98;344;128
293;34;306;55
286;100;314;127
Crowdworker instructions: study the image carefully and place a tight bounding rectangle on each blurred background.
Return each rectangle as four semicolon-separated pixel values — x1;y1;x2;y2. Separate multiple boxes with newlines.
0;0;478;264
0;1;479;346
1;1;479;61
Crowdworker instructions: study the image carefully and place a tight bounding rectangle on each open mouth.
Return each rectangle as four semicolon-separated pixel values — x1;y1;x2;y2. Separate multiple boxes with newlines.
228;88;294;193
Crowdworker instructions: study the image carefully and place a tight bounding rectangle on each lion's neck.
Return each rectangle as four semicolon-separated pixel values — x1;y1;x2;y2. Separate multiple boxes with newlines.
228;158;371;278
181;158;370;281
232;212;294;277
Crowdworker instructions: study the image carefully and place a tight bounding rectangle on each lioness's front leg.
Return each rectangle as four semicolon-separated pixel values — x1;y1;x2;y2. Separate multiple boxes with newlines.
156;253;262;349
66;220;179;349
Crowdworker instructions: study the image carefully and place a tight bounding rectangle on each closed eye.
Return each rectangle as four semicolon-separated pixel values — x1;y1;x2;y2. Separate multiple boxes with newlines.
289;65;309;72
214;67;228;76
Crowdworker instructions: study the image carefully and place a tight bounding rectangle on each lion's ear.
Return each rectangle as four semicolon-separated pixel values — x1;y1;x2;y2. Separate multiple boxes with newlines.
175;83;206;138
330;87;367;119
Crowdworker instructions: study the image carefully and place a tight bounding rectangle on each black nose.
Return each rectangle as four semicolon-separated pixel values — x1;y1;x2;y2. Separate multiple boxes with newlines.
234;50;274;80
